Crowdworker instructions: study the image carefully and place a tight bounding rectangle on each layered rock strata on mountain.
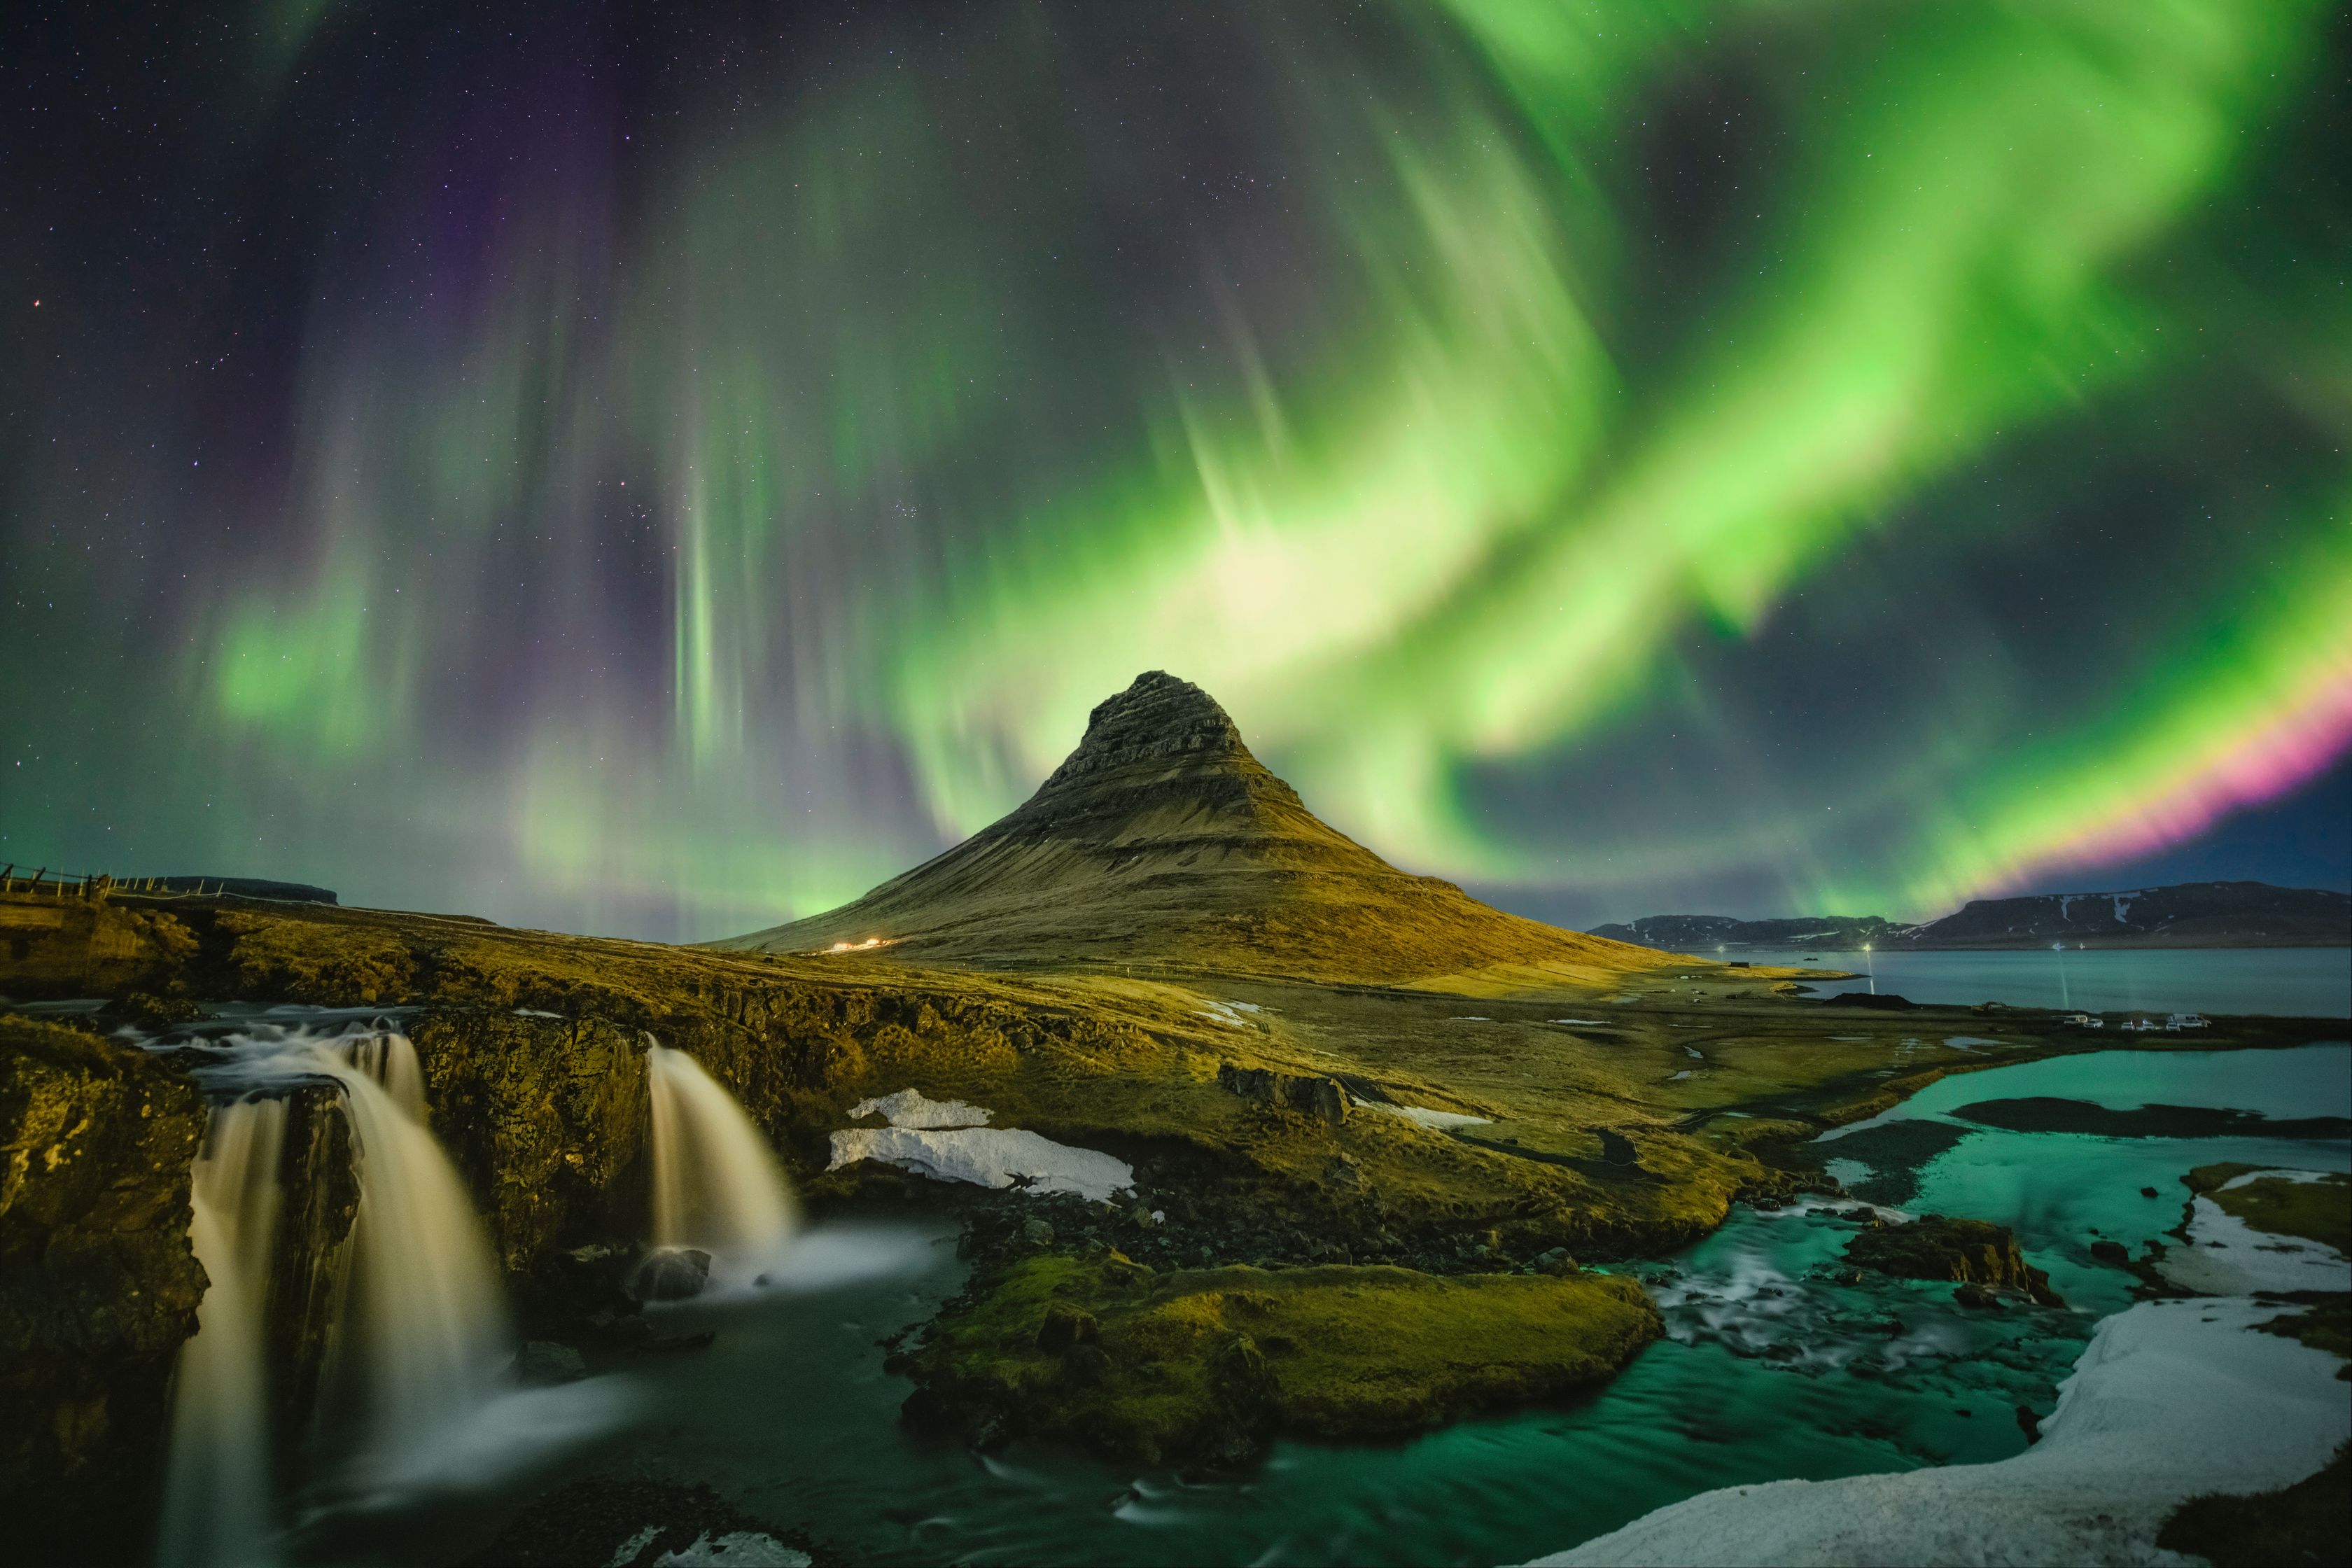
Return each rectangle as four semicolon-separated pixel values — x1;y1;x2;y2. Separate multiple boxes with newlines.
0;1016;208;1562
720;671;1665;983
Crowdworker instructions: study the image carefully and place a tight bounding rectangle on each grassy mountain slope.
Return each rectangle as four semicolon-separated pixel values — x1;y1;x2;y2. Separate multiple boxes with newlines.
716;672;1666;987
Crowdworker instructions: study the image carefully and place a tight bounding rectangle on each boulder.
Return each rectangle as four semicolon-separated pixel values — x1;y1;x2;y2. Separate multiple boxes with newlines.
1844;1215;2063;1306
628;1246;713;1303
517;1340;589;1385
1217;1063;1347;1124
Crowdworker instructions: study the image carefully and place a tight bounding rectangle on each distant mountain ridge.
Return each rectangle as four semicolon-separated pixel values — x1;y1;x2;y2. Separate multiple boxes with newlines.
1590;881;2351;951
718;671;1665;986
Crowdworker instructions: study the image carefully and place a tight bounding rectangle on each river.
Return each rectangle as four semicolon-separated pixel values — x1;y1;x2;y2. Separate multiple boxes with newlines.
384;1040;2348;1566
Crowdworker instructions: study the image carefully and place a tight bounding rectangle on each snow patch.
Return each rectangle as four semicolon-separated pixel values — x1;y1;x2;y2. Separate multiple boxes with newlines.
1525;1298;2350;1567
850;1088;990;1129
651;1532;811;1567
1353;1098;1491;1130
2158;1176;2351;1295
1550;1018;1607;1027
828;1125;1133;1201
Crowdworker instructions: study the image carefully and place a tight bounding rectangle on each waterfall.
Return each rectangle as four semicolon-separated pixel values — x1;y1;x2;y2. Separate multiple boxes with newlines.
342;1028;426;1119
155;1019;517;1551
645;1042;797;1261
156;1097;290;1568
310;1031;512;1485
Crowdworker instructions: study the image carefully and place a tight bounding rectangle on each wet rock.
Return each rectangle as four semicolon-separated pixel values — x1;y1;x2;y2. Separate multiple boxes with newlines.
1844;1215;2063;1306
266;1082;361;1469
1953;1283;2002;1310
629;1246;713;1303
2141;1186;2161;1198
461;1476;840;1568
2090;1239;2131;1266
517;1340;589;1385
1020;1217;1056;1249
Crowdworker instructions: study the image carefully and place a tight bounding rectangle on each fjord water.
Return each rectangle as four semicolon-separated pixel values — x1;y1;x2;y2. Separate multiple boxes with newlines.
1738;945;2350;1016
562;1042;2351;1567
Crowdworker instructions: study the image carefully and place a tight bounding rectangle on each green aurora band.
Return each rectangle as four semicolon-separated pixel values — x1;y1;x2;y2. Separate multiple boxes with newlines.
5;0;2348;937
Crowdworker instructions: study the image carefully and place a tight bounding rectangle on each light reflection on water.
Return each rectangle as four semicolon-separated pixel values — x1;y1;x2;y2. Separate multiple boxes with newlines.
384;1044;2348;1568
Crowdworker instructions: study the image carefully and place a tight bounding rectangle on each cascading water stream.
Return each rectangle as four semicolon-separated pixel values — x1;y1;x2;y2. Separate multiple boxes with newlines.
153;1020;520;1562
311;1033;512;1486
645;1042;797;1270
156;1096;292;1568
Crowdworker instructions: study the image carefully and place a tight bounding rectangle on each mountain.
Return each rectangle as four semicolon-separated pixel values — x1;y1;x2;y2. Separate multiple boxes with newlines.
1591;881;2351;951
1902;881;2349;947
718;671;1666;986
1587;913;1907;953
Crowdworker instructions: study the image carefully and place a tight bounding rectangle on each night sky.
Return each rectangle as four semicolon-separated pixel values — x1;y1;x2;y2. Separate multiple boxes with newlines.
4;1;2348;941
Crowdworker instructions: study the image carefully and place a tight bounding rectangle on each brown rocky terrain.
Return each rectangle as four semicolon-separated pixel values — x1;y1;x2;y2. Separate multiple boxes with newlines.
0;1016;209;1562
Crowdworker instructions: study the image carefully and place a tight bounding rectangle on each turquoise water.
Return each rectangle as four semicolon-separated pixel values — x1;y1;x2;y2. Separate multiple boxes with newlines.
1735;946;2350;1017
368;1042;2352;1567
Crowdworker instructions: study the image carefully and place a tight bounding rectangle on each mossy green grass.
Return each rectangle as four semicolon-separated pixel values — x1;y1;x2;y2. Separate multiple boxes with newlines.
909;1252;1660;1462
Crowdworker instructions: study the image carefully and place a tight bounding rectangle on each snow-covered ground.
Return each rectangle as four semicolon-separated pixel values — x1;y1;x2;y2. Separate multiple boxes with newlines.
1352;1097;1491;1130
827;1088;1135;1200
2156;1171;2352;1295
1525;1297;2349;1567
848;1088;990;1130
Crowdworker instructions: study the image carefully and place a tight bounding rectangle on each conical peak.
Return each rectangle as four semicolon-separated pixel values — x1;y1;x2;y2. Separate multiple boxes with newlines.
1037;671;1256;792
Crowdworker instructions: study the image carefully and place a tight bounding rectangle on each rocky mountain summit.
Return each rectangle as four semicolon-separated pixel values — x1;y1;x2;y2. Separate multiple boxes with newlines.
721;671;1657;985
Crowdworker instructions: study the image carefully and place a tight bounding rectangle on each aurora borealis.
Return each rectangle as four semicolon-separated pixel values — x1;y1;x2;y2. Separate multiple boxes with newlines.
4;0;2348;939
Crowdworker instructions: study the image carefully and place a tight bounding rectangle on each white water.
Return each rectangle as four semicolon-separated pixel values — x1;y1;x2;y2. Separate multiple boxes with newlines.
154;1020;521;1559
645;1042;798;1263
312;1032;513;1488
157;1097;291;1568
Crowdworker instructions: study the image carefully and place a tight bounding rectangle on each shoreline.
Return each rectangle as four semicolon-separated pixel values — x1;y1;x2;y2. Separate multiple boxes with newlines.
1526;1295;2350;1567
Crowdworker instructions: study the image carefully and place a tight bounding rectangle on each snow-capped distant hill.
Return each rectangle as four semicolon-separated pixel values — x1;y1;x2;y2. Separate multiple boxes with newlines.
1590;881;2349;950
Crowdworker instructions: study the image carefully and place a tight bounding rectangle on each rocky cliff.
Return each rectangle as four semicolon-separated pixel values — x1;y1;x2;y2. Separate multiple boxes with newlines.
0;1016;209;1562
